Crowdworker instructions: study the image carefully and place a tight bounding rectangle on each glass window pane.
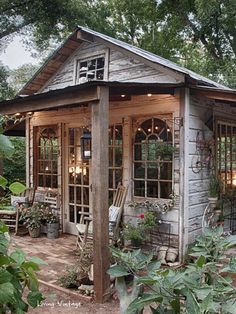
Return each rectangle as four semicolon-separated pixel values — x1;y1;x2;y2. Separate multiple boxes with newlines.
76;187;81;204
115;125;122;142
160;163;172;180
109;169;114;189
109;147;113;167
134;180;145;197
115;169;122;186
160;182;172;198
134;144;146;161
69;205;75;223
134;163;145;179
147;163;158;179
69;186;74;203
83;187;89;205
115;147;122;167
147;181;158;198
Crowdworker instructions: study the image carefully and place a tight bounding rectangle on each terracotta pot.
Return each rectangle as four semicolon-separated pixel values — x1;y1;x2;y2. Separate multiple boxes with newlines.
29;227;41;238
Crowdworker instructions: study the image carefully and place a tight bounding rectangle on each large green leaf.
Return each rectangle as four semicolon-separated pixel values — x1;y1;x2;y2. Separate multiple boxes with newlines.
0;282;15;304
29;256;48;266
9;182;26;195
0;134;14;157
10;249;26;266
0;268;12;284
0;175;8;189
107;265;129;277
27;291;44;308
183;289;200;314
127;294;163;314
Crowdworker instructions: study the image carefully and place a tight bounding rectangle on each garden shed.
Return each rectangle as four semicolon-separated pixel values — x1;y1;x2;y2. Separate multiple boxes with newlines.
1;26;236;302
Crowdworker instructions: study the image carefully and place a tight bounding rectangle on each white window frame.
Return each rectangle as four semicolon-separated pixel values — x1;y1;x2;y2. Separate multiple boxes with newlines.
74;49;109;84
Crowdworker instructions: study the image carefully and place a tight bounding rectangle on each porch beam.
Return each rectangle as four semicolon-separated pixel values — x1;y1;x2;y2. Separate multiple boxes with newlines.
0;87;99;115
91;86;110;303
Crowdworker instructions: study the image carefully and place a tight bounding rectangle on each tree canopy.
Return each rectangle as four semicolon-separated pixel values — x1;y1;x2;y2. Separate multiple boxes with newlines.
0;0;235;86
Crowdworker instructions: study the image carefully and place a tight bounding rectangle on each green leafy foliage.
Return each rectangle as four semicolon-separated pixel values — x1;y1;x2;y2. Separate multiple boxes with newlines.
110;228;236;314
0;221;44;312
3;137;26;184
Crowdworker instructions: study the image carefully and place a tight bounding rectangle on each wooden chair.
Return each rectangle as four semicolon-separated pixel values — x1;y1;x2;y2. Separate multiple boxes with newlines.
0;207;19;234
11;187;36;207
76;183;128;249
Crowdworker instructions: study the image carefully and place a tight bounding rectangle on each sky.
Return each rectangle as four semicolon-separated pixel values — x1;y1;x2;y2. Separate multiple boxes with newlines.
0;36;40;69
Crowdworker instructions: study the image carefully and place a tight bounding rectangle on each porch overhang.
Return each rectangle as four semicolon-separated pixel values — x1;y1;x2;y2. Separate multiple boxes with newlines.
0;81;184;115
190;85;236;103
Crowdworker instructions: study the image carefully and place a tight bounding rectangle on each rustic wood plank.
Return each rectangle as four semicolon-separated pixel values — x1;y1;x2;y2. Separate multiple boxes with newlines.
0;87;99;115
179;88;190;262
91;86;110;303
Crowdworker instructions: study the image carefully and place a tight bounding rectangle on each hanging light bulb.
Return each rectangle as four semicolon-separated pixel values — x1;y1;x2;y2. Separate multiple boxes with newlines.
148;128;151;132
137;127;141;131
155;126;158;130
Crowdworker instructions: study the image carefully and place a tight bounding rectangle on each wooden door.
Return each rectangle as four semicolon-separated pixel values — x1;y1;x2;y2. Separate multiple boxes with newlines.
64;127;90;234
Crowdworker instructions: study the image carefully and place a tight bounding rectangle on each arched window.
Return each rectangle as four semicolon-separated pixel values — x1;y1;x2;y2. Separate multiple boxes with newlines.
133;118;173;199
36;126;59;188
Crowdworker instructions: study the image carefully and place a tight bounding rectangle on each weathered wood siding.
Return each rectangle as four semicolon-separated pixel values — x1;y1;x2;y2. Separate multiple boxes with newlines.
29;93;181;249
41;41;181;93
188;95;215;243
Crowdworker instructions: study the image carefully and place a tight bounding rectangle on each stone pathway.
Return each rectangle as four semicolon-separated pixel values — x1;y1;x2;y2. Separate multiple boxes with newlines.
10;233;77;284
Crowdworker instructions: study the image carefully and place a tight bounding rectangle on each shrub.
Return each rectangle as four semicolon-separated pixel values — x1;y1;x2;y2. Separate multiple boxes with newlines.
0;221;45;313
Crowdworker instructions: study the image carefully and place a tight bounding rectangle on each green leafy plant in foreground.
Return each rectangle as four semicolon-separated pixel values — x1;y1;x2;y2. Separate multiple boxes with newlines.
109;227;236;314
0;221;46;313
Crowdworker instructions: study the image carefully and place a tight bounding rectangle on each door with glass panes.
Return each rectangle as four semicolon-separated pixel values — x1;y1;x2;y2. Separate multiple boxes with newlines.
64;127;90;234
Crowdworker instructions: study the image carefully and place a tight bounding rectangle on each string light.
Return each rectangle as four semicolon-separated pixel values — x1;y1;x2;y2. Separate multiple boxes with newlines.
147;93;152;97
138;127;142;131
121;94;126;98
148;128;151;132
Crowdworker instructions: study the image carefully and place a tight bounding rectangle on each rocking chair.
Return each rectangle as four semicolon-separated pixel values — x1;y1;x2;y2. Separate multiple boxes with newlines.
76;183;128;249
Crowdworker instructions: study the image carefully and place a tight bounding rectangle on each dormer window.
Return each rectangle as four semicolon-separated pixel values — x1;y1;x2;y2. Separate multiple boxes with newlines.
76;55;105;84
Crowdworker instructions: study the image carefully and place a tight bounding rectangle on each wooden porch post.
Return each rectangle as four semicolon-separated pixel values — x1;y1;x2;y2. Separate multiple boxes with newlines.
91;86;110;303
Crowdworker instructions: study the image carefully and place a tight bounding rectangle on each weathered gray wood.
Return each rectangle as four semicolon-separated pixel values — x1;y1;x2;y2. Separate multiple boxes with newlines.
0;87;99;115
179;88;190;262
91;86;110;303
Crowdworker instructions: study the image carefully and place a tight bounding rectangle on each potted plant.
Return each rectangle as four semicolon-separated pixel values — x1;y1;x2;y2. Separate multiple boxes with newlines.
25;205;43;238
46;210;59;239
208;175;221;209
124;212;156;248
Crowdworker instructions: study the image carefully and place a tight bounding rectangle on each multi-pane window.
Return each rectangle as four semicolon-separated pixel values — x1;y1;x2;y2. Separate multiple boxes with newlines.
109;124;123;204
133;118;173;199
68;128;90;224
76;56;105;84
217;121;236;191
36;126;58;189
